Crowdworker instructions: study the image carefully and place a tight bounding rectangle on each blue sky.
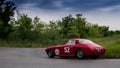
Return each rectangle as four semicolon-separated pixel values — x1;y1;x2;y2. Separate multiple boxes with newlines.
12;0;120;30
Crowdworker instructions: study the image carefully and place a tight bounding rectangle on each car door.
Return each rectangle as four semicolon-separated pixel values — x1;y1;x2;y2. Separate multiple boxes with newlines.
62;39;77;56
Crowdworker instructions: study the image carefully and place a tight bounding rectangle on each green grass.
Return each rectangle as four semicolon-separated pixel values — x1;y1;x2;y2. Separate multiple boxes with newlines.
0;35;120;58
91;35;120;58
102;44;120;58
0;40;44;48
0;39;66;48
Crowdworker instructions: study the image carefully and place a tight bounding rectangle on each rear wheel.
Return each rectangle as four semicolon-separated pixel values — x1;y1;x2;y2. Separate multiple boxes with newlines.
76;49;84;59
48;50;55;58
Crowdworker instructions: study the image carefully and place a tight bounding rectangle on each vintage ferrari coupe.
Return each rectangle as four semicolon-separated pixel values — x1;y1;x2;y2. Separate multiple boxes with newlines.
45;38;106;59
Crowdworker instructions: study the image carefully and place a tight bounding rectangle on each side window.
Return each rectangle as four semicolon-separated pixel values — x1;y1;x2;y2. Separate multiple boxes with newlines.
71;40;75;45
65;40;76;45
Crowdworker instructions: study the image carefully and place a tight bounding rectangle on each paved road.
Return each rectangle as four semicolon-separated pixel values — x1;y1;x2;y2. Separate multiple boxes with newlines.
0;48;120;68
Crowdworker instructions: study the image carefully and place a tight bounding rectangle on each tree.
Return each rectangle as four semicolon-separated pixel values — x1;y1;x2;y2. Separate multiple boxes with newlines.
58;14;88;38
0;0;16;39
98;26;109;37
58;15;75;38
32;16;45;41
15;14;33;40
74;14;87;38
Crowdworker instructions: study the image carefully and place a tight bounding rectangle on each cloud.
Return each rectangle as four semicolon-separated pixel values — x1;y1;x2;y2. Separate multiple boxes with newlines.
17;3;75;23
12;0;120;30
13;0;120;11
98;5;120;13
83;8;120;30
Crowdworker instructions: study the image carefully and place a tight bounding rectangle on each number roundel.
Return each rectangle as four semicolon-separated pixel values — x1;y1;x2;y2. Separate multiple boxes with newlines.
55;49;60;55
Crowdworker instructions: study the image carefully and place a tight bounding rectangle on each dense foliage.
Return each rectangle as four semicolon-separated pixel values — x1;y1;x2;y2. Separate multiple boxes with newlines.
1;13;120;47
0;0;120;47
0;0;16;39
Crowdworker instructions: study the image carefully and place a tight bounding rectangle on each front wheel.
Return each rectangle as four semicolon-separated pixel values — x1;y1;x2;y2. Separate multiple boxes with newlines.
47;50;55;58
76;49;84;59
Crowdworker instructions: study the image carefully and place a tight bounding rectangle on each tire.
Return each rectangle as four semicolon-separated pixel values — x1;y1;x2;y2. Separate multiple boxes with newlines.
47;50;55;58
76;49;84;59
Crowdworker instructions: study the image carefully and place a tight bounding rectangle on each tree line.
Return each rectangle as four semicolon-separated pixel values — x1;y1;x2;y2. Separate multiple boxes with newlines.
0;0;120;47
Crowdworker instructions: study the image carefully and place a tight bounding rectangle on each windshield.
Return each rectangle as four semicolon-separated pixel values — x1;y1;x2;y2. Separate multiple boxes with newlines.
79;39;96;44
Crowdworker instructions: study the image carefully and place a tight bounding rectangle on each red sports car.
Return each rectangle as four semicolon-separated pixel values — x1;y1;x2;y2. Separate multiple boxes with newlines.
45;38;106;59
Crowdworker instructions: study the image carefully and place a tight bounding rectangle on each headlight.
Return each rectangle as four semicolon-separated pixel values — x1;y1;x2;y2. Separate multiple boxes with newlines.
96;47;101;52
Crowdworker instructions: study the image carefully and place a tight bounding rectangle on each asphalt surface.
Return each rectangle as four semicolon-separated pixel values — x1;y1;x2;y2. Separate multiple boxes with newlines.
0;48;120;68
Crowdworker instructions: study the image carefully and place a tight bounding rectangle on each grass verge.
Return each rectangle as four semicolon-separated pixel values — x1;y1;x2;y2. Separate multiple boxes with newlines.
91;35;120;58
0;35;120;58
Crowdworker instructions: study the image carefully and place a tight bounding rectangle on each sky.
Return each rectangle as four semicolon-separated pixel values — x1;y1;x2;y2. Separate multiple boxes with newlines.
12;0;120;30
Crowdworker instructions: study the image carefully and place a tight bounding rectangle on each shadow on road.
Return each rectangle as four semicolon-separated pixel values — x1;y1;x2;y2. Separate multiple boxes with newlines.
44;56;103;60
